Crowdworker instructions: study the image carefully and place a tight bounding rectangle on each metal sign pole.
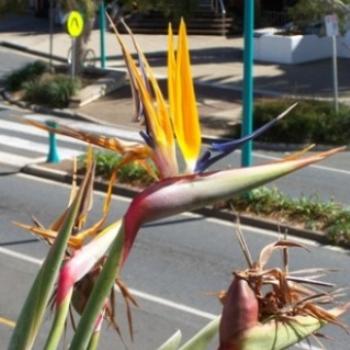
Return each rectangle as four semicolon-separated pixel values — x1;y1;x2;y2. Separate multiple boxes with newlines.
325;14;339;114
71;38;76;79
241;0;254;167
99;1;107;68
67;11;84;78
332;35;339;113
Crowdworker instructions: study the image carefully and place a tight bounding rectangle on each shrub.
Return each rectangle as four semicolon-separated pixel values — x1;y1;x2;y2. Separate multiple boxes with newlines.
119;0;199;20
4;60;48;91
23;74;80;108
288;0;350;34
230;186;350;245
0;0;26;14
253;98;350;144
79;150;156;187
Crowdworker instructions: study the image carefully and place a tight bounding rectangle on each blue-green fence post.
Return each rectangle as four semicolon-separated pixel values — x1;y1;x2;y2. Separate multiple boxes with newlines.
241;0;255;167
99;1;107;68
46;120;60;163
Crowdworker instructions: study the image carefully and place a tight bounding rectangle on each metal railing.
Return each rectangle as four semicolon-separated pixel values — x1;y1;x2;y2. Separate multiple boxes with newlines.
211;0;226;16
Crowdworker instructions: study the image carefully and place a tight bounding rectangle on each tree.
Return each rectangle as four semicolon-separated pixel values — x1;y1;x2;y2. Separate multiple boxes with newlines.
0;0;26;14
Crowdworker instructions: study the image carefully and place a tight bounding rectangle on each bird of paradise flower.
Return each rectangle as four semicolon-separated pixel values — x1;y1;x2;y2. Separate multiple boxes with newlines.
10;18;348;350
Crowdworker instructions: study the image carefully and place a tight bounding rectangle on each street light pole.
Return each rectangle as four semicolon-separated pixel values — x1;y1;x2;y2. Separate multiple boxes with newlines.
241;0;254;167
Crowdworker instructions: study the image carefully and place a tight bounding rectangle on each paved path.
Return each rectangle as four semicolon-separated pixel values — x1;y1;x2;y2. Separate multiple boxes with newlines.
2;13;350;102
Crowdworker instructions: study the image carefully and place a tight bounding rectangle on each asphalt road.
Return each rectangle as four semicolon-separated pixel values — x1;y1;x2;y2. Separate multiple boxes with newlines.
1;102;350;206
0;46;350;349
0;173;349;349
0;46;350;204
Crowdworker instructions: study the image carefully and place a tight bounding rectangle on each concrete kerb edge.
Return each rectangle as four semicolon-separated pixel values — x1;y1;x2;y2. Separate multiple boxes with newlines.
2;88;344;152
22;163;345;249
0;41;66;63
2;40;347;104
1;44;348;150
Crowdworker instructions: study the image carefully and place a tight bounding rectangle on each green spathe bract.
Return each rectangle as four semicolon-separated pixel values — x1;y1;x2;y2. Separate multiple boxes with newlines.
8;175;87;350
68;151;341;349
157;330;182;350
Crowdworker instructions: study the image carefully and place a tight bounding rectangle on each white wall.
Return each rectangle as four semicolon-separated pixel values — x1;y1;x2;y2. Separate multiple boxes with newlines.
254;31;350;64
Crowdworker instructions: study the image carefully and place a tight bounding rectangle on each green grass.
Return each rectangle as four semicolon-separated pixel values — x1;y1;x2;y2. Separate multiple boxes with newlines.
229;187;350;245
4;61;48;91
79;150;156;187
23;74;80;108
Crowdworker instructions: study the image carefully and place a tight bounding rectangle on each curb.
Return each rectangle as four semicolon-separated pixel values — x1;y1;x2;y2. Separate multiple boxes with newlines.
1;89;100;123
22;163;347;249
3;89;340;151
0;41;66;63
3;40;350;105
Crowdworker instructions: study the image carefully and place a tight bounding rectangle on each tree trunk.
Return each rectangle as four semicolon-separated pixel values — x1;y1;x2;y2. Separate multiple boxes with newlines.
74;16;95;75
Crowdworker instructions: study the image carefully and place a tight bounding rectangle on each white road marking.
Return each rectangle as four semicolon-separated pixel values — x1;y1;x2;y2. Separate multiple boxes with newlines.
125;288;217;321
0;134;82;158
69;122;142;142
25;114;142;142
0;119;86;145
22;113;350;176
0;151;45;167
0;246;216;320
0;247;43;265
0;246;323;350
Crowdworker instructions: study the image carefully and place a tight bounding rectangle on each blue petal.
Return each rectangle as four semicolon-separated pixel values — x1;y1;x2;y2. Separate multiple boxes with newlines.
196;103;297;172
195;150;211;172
211;103;297;154
140;130;154;148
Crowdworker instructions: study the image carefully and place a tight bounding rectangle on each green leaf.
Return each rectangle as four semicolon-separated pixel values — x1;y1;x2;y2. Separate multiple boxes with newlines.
68;222;126;350
9;168;90;350
157;330;182;350
43;220;122;350
86;331;101;350
69;148;343;349
239;307;347;350
179;317;220;350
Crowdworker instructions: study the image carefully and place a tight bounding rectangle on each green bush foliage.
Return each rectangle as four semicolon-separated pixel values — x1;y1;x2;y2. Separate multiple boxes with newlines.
288;0;350;34
23;74;80;108
230;186;350;245
118;0;199;20
80;150;156;186
4;61;48;91
0;0;26;14
253;99;350;144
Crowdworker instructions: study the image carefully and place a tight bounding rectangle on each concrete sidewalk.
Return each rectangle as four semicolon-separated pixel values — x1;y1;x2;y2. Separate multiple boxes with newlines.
3;13;350;139
2;13;350;102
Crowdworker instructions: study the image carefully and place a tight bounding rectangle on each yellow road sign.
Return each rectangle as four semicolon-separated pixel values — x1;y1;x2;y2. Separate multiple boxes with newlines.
67;11;84;38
